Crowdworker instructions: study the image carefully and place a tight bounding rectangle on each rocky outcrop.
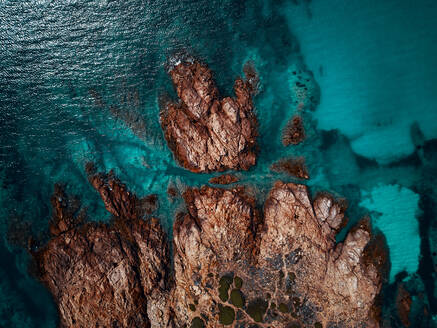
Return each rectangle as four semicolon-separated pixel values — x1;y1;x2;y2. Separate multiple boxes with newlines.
172;183;385;327
160;60;258;173
33;174;172;328
34;178;385;327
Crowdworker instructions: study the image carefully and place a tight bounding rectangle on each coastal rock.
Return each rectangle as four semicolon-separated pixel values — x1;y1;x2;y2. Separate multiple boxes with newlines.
160;61;258;172
33;174;172;328
34;178;385;327
172;183;384;327
396;284;412;327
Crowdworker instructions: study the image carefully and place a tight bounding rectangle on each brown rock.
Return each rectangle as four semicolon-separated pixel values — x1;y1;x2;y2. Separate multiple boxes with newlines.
49;183;85;236
270;157;309;179
33;174;173;328
172;183;384;327
34;179;385;327
282;115;305;146
208;174;239;185
160;60;258;172
88;170;158;218
396;284;412;327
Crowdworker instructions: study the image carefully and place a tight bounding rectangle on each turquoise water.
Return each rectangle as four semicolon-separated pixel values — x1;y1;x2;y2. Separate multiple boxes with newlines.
1;0;436;326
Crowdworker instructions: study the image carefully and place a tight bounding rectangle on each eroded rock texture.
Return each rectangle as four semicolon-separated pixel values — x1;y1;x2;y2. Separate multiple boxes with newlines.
35;178;385;328
160;61;258;172
172;183;385;328
33;173;172;328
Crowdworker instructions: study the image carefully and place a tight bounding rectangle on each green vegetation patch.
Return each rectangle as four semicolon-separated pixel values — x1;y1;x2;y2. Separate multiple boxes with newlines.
234;276;243;289
190;316;205;328
278;303;289;313
218;275;233;302
230;289;245;308
315;323;323;328
218;304;235;325
189;304;196;311
246;298;268;323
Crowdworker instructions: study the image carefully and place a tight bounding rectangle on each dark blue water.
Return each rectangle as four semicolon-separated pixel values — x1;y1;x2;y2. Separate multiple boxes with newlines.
1;0;437;326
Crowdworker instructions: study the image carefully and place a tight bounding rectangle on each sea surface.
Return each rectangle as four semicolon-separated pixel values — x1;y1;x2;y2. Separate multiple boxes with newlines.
1;0;437;326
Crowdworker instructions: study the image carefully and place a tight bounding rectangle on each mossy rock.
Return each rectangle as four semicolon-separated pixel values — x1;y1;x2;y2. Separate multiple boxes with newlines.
230;289;245;308
234;276;243;289
219;304;235;325
314;323;323;328
278;303;289;313
189;304;196;311
190;316;205;328
246;299;268;323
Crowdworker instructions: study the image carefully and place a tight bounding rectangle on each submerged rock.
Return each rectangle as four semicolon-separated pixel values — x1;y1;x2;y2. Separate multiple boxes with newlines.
208;174;240;185
271;157;309;179
160;60;258;172
282;115;305;146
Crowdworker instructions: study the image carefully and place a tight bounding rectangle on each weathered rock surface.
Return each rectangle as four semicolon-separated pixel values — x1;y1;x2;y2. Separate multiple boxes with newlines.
160;60;258;172
33;173;172;328
34;174;385;327
172;183;385;327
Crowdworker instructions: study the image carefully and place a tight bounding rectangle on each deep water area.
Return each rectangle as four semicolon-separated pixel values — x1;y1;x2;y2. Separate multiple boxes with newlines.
1;0;437;326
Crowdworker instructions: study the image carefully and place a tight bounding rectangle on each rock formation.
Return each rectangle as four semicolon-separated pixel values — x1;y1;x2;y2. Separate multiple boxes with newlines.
33;60;386;328
34;176;385;327
33;172;172;328
172;183;385;328
160;60;258;173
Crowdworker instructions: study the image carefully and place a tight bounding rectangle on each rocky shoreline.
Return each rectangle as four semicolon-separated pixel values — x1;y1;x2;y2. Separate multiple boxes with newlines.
31;60;387;327
33;175;385;327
